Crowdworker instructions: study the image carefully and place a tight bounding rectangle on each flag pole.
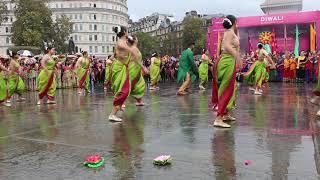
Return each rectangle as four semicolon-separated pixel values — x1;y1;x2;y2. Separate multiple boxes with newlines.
284;24;287;53
315;22;317;51
294;24;299;58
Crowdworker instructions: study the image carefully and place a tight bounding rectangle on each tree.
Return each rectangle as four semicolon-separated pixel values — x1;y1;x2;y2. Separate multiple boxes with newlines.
182;17;206;54
52;15;73;54
0;1;8;24
160;32;181;56
12;0;53;51
135;32;160;58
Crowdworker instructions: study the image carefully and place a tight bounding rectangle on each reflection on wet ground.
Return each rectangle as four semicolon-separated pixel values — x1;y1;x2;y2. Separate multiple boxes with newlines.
1;83;320;179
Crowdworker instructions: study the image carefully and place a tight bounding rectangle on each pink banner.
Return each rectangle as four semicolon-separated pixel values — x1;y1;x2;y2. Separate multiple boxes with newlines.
237;11;320;27
207;11;320;58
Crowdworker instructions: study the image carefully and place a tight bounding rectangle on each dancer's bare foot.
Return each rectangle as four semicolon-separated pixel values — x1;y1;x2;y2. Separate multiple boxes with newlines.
317;110;320;117
2;102;11;107
223;115;236;121
199;85;206;90
18;97;26;102
108;115;122;122
136;102;145;106
47;100;56;104
214;121;231;128
213;117;231;128
254;90;262;95
177;91;187;96
37;100;41;105
135;100;145;106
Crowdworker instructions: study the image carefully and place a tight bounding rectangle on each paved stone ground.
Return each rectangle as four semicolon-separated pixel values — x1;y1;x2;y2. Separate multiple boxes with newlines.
1;82;320;179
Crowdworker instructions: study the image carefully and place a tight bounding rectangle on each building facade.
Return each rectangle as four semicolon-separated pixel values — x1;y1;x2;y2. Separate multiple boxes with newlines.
156;21;184;55
156;11;224;56
129;11;223;56
0;0;129;57
128;13;175;37
261;0;303;14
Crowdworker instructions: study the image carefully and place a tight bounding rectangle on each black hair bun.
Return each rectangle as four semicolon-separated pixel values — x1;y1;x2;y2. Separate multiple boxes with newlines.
113;26;127;38
152;52;158;57
113;26;119;34
257;43;264;49
222;15;237;29
11;51;17;58
223;21;232;29
128;35;134;45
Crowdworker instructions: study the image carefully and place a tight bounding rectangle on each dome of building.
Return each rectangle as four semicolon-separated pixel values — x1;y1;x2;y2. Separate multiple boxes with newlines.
261;0;303;14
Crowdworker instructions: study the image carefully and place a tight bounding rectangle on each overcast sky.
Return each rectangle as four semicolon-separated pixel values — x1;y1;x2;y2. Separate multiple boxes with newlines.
128;0;320;21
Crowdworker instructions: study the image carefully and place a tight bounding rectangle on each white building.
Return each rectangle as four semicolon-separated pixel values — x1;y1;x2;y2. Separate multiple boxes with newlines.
0;0;15;55
261;0;303;14
0;0;129;57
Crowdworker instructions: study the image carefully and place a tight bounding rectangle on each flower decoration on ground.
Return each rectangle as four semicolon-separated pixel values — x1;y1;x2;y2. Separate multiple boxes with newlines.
244;160;252;166
153;155;172;166
83;155;105;168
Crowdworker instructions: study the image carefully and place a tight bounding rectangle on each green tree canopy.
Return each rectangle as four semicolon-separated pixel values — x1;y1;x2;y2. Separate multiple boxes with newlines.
52;15;73;54
12;0;72;53
182;17;206;54
134;32;160;58
160;32;180;56
12;0;53;50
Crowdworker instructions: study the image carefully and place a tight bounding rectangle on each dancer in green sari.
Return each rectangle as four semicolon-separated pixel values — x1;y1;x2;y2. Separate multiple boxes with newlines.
245;43;274;96
128;36;148;106
104;55;114;91
108;26;140;122
37;47;57;105
149;53;161;90
243;60;258;89
7;53;25;105
212;15;241;128
0;58;10;106
76;51;90;95
177;42;197;95
199;49;212;90
243;60;266;91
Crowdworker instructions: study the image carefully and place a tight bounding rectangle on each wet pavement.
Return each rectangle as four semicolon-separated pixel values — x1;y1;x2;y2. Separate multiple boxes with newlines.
1;82;320;179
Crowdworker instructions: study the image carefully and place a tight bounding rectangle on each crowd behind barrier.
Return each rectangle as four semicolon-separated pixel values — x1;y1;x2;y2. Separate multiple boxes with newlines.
1;50;319;92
